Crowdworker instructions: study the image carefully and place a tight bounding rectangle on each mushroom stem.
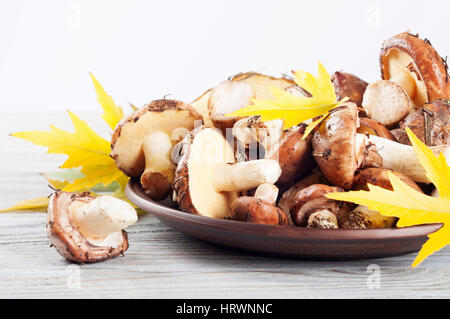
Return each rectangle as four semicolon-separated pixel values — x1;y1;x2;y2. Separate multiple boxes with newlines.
212;159;282;192
141;131;176;200
254;183;279;205
68;196;137;238
356;133;450;183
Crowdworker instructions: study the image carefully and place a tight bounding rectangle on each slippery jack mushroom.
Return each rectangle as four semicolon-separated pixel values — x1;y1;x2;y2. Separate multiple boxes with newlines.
231;184;290;225
341;168;422;229
331;71;369;107
110;99;201;201
232;116;315;185
47;192;137;263
173;127;282;219
312;102;382;190
380;32;450;108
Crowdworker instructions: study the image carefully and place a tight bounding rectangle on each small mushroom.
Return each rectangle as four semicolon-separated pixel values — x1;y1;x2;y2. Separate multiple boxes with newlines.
110;99;201;200
332;71;368;107
357;118;397;141
286;184;347;226
424;99;450;131
231;184;290;225
341;205;396;229
312;102;382;189
362;80;412;127
233;117;315;186
353;168;422;193
47;192;137;263
380;32;450;107
307;209;339;229
173;127;282;219
299;197;349;229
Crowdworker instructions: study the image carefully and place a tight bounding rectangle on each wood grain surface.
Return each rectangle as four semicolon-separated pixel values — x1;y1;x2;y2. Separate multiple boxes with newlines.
1;113;449;299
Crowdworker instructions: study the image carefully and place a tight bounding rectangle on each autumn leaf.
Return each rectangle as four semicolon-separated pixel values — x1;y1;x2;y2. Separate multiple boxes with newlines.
90;73;124;131
327;128;450;267
226;61;348;132
0;197;49;213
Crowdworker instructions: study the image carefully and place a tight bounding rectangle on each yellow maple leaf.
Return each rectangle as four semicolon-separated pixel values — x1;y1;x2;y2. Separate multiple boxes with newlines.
226;61;348;131
0;197;49;213
327;127;450;267
89;73;124;131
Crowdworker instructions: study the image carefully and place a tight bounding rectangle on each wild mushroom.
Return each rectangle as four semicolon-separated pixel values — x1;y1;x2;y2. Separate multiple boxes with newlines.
357;134;450;183
341;168;422;229
380;32;450;107
231;184;290;225
173;127;282;219
207;72;296;133
357;118;397;141
362;80;412;127
312;102;382;190
332;71;368;107
286;184;348;227
110;99;201;200
233;117;314;186
47;192;137;263
395;108;449;146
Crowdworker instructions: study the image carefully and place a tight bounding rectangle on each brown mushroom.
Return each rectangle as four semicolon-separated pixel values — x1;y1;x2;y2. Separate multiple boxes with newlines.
332;71;368;107
287;184;347;226
362;80;412;127
231;184;290;225
110;99;201;200
380;32;450;107
233;117;315;186
357;118;397;141
47;192;137;263
173;127;282;219
312;102;382;190
341;205;396;229
353;168;422;193
424;99;450;131
396;108;449;146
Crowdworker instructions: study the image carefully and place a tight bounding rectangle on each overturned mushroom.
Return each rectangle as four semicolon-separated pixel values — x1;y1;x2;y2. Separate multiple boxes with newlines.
231;184;290;225
362;80;412;127
47;192;137;263
332;71;368;107
380;32;450;107
173;127;282;219
312;102;382;189
110;99;201;200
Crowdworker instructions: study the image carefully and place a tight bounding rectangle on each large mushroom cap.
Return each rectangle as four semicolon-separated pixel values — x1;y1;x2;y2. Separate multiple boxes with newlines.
110;99;201;177
312;102;368;189
47;192;129;263
380;32;450;107
332;71;368;107
173;127;237;218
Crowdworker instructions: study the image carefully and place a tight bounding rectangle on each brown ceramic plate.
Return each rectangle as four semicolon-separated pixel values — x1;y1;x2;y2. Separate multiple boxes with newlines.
126;179;442;261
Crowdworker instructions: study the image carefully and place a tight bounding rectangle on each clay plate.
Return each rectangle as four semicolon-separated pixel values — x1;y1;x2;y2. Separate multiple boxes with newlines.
126;179;442;261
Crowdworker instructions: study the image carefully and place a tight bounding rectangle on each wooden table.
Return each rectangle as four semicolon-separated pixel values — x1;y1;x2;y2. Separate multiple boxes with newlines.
1;113;449;299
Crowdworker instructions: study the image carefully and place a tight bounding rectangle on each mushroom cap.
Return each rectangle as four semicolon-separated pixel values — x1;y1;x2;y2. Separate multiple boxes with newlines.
173;126;237;218
288;184;344;226
380;32;450;106
47;192;129;263
357;118;396;141
332;71;368;107
399;108;449;146
352;168;422;193
295;197;350;228
110;99;201;177
312;102;362;189
231;197;290;226
266;125;315;186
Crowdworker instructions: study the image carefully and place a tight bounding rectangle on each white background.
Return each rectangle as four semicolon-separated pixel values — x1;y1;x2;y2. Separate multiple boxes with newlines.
1;0;449;114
